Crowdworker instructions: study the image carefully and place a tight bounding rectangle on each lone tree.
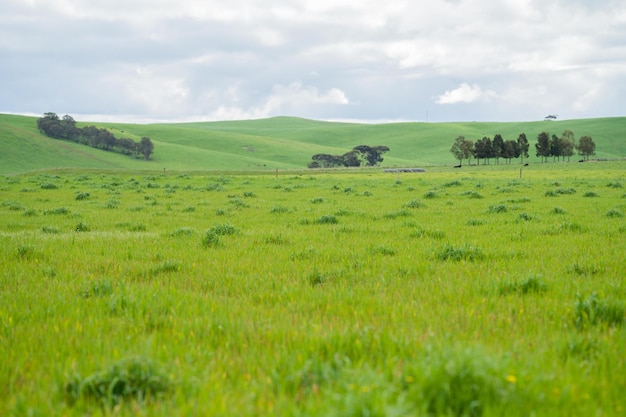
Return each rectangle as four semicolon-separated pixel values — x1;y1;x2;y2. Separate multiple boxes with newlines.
576;136;596;160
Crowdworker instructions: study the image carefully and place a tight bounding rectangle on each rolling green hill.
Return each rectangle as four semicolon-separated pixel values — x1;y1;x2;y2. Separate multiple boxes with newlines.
1;113;624;174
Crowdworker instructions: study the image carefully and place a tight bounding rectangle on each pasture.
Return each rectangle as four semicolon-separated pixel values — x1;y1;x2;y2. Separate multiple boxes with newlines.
1;163;625;416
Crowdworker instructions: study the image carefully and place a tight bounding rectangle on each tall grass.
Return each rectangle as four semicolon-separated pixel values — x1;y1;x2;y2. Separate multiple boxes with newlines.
0;164;625;416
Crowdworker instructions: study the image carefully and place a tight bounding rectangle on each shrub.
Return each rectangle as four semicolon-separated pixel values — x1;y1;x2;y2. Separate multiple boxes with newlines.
383;209;411;219
551;207;566;214
315;215;338;225
423;190;438;199
75;222;90;232
265;234;288;245
16;244;35;259
209;224;236;236
40;182;58;189
574;294;625;329
605;209;623;218
414;346;516;417
44;207;70;215
81;279;114;298
310;197;325;204
467;219;485;226
42;226;60;234
404;199;422;209
65;357;171;407
104;199;120;209
202;230;220;247
436;244;484;262
443;180;462;187
499;276;547;296
75;192;90;201
152;260;181;275
607;180;623;188
128;223;146;232
462;190;483;199
488;205;507;213
583;191;599;198
517;212;534;221
169;227;194;237
370;245;397;256
270;205;290;214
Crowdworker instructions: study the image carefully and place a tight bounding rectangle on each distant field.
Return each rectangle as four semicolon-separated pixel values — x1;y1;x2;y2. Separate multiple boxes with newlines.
1;163;625;415
1;113;625;174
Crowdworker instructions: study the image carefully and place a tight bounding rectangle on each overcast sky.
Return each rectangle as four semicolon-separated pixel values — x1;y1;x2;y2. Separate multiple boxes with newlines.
2;0;625;123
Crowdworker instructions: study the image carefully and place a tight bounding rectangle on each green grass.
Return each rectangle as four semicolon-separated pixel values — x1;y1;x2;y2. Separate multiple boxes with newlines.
2;113;625;174
1;164;625;416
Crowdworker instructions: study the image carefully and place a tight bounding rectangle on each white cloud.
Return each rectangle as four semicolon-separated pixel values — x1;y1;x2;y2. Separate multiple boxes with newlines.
1;0;626;122
436;83;497;105
208;82;350;121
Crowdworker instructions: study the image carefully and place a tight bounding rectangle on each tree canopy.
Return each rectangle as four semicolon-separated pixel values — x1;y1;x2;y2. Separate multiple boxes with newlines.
37;112;154;160
308;145;390;168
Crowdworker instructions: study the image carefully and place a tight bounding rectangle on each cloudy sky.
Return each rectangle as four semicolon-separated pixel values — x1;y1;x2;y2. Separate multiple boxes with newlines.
2;0;625;123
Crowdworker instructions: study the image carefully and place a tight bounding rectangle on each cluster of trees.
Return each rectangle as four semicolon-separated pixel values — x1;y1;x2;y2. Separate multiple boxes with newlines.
535;130;596;162
308;145;390;168
37;112;154;160
450;130;596;166
451;133;529;166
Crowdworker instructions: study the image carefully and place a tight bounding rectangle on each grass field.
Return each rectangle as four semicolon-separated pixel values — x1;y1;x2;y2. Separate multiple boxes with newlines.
1;113;625;174
1;163;625;416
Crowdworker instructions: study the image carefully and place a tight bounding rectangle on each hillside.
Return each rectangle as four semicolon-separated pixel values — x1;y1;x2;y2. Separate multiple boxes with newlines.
1;113;625;174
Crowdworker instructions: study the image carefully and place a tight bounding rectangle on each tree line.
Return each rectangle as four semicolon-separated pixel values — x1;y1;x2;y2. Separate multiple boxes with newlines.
450;130;596;166
36;112;154;160
308;145;390;168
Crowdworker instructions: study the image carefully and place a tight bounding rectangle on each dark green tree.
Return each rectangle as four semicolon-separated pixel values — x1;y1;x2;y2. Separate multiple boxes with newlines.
517;133;529;163
576;136;596;160
37;112;64;138
550;134;561;162
492;134;505;164
341;150;361;167
140;137;154;160
535;132;550;162
353;145;390;166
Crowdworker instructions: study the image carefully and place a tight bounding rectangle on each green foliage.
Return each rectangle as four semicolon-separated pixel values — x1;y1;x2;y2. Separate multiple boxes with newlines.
403;199;422;209
202;230;220;247
436;244;485;261
209;223;237;236
414;347;517;417
75;221;90;232
488;204;507;213
574;294;625;329
65;357;171;407
499;276;547;295
315;214;338;224
605;209;623;218
75;192;90;200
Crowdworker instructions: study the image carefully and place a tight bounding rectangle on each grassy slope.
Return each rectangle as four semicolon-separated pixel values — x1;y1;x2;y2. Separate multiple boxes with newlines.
1;113;625;174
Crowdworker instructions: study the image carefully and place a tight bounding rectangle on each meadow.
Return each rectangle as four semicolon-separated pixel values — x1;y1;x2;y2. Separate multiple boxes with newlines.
2;113;625;174
1;163;625;416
